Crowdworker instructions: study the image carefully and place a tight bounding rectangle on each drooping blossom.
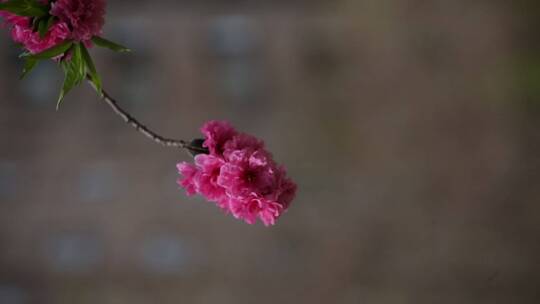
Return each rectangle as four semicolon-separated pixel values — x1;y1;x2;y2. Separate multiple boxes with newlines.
177;162;198;196
218;149;279;198
177;121;297;226
200;120;237;156
0;0;106;54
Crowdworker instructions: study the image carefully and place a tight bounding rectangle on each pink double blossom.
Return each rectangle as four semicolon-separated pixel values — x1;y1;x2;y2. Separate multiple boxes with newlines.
50;0;106;42
177;121;297;226
0;0;106;54
0;3;68;54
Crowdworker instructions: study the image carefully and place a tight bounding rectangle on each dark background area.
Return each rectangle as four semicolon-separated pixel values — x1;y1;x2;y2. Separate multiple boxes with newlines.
1;1;540;303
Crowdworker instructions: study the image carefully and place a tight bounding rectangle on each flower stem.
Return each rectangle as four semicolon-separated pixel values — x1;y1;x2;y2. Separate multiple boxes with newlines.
86;78;208;154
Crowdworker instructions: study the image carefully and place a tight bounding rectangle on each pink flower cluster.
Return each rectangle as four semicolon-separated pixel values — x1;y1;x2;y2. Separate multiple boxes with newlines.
177;121;297;226
50;0;105;42
0;0;105;54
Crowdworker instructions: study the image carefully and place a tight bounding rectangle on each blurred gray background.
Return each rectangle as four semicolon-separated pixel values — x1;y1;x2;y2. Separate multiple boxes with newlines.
1;1;540;303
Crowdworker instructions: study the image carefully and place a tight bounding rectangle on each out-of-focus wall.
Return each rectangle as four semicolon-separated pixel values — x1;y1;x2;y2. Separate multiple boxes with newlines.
1;1;539;304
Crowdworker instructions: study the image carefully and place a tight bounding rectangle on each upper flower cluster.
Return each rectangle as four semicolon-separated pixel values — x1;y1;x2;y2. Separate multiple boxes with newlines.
177;121;297;226
0;0;105;54
51;0;105;42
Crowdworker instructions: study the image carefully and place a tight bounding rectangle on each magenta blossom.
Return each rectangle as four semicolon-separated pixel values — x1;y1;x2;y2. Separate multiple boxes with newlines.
0;0;106;54
50;0;106;42
218;149;279;198
0;6;70;54
177;121;297;226
201;120;237;156
177;162;198;196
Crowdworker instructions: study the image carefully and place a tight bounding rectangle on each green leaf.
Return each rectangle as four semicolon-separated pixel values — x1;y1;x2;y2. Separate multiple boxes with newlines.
19;58;38;79
71;43;86;79
91;36;131;53
18;51;31;58
56;43;88;108
80;43;102;94
0;0;48;17
31;16;40;32
38;16;55;39
57;61;79;109
22;40;73;60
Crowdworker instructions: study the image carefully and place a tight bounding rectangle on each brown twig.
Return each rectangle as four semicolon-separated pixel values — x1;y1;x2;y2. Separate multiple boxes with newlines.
87;79;208;154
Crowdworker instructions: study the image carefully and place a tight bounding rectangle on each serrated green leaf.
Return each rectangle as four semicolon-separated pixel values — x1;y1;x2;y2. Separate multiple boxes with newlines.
18;51;31;58
80;43;102;94
38;16;55;39
57;61;79;109
37;18;47;38
56;45;88;109
20;58;38;80
0;0;48;17
91;36;131;53
71;43;86;79
23;40;73;60
32;16;41;32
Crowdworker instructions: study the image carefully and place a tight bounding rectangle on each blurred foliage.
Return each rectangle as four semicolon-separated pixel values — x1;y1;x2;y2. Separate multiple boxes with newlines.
510;0;540;109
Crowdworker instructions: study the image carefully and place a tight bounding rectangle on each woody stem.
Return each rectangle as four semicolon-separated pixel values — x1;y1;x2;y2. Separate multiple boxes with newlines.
86;79;208;154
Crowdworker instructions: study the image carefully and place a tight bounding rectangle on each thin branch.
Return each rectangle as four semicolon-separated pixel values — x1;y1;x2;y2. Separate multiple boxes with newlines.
87;79;208;154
